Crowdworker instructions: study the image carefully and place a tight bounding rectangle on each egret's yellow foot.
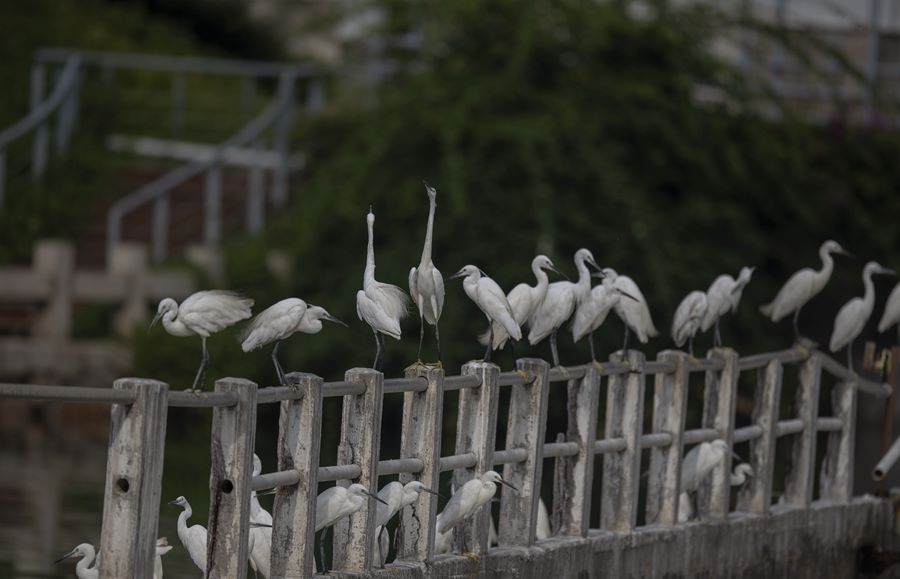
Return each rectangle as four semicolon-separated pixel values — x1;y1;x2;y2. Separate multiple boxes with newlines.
463;552;480;562
591;360;604;371
554;366;570;379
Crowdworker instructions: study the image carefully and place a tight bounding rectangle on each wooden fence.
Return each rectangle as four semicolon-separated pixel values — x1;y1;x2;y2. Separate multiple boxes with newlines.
0;344;894;578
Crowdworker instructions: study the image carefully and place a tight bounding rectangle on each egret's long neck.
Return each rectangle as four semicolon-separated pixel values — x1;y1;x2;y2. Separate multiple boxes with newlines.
420;197;436;266
575;257;592;296
816;248;835;288
532;262;549;294
161;310;190;336
178;505;192;537
862;267;876;309
365;219;376;284
78;547;96;573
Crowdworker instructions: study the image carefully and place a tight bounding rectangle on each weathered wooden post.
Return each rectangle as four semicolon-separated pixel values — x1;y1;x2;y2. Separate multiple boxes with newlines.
820;380;856;502
270;372;323;578
646;351;688;526
397;364;444;561
560;366;601;536
499;358;550;545
737;359;782;514
453;361;500;555
32;240;74;341
697;348;739;520
333;368;384;571
206;378;258;579
784;354;821;507
109;243;148;336
98;378;169;579
601;350;645;532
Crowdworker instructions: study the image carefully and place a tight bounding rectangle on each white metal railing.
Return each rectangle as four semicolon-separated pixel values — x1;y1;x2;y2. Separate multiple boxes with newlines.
0;343;890;578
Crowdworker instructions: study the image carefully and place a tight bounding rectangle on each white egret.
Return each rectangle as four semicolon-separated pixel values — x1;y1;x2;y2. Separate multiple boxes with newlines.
451;265;521;363
356;208;412;371
878;281;900;339
536;497;551;540
529;248;601;366
436;471;517;535
409;183;445;363
373;480;438;564
240;299;346;384
678;462;753;522
169;495;207;575
479;255;561;352
601;268;658;352
249;455;273;578
434;529;453;555
829;261;895;371
730;463;754;486
680;439;731;493
572;277;639;361
671;290;709;357
759;240;851;340
154;537;173;579
151;290;254;391
55;543;98;579
701;267;754;347
315;483;387;572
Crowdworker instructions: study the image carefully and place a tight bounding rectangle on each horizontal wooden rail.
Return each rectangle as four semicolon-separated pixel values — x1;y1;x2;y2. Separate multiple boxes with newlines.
0;383;136;404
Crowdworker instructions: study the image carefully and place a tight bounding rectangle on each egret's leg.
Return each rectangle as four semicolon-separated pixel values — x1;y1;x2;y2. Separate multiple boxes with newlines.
484;324;494;363
622;325;630;354
271;341;285;386
688;336;694;358
376;332;386;372
714;319;722;348
318;527;328;574
550;328;560;368
589;331;597;362
377;525;386;568
435;322;442;366
191;336;209;391
372;330;382;371
793;308;801;341
418;314;425;363
848;340;853;373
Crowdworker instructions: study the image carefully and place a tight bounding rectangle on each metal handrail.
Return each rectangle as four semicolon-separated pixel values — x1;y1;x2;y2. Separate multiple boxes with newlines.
105;69;299;261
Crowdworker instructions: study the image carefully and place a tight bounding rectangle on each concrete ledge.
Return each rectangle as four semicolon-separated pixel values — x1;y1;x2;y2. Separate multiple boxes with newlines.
352;497;892;578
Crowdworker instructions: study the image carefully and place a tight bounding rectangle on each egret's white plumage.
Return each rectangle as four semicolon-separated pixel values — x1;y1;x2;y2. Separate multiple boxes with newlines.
730;463;754;486
356;209;411;370
241;299;345;384
671;290;709;356
434;529;453;555
154;537;173;579
480;255;558;351
436;471;515;534
602;269;658;350
536;497;551;540
409;184;445;361
701;267;754;347
680;440;730;493
452;266;521;362
678;462;753;522
529;248;601;366
829;261;895;371
55;543;98;579
249;455;273;578
316;483;384;532
169;496;207;575
878;281;900;335
151;290;253;390
760;240;849;338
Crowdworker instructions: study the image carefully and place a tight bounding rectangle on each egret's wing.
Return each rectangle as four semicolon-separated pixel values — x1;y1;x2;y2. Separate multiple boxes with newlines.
430;266;445;323
701;276;730;332
369;282;412;322
408;266;419;307
879;282;900;332
358;289;403;339
240;298;307;351
180;290;254;335
830;297;866;352
536;498;551;540
615;276;656;342
765;268;817;321
486;283;531;349
680;444;701;492
477;278;521;341
186;524;208;572
436;479;481;533
316;487;343;531
376;482;403;527
528;282;574;345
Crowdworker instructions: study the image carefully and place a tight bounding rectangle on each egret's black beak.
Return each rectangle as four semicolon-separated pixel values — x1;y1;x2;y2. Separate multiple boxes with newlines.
586;256;602;271
421;488;441;497
732;451;743;462
367;491;389;506
618;289;640;303
324;313;348;327
167;498;179;505
591;271;606;279
54;550;78;564
149;310;164;332
548;264;570;281
498;479;519;492
257;488;278;497
450;269;467;280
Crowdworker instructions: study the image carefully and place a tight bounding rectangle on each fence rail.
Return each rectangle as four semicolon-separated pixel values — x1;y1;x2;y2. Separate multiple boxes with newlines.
0;344;891;577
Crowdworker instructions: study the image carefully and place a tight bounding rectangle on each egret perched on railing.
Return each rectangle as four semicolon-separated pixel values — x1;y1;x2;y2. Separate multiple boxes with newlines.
249;455;273;578
672;290;708;357
315;483;387;572
55;543;98;579
151;290;254;391
451;265;521;363
601;268;658;352
830;261;895;372
572;274;637;362
878;280;900;340
357;208;411;371
529;248;601;367
374;480;439;564
409;183;445;363
760;240;850;340
240;298;346;385
480;255;560;352
154;537;173;579
678;462;753;522
701;266;754;347
169;495;208;575
436;471;517;552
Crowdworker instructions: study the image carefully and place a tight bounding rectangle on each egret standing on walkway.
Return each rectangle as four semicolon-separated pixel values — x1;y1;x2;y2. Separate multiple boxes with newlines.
249;455;273;578
357;208;412;371
151;290;254;391
240;299;346;384
529;249;601;367
409;183;445;363
672;290;709;357
436;471;517;540
677;462;753;522
55;543;98;579
701;267;754;347
760;240;850;340
830;261;895;372
601;269;658;352
878;280;900;340
452;266;521;362
481;255;560;352
169;496;208;576
374;480;438;564
315;483;387;572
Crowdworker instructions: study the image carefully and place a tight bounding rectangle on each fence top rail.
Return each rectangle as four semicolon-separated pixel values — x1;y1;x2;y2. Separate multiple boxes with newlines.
0;54;81;148
817;351;892;397
0;382;136;404
34;47;317;78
